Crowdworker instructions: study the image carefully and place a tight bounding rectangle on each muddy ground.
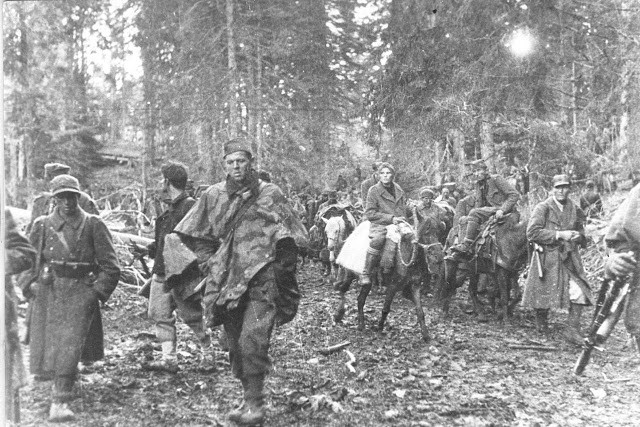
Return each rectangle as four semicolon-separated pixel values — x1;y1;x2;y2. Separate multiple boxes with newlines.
17;259;640;426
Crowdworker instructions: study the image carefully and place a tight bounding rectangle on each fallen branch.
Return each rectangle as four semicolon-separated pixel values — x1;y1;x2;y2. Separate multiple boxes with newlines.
604;377;633;383
508;344;559;351
345;350;356;374
118;281;143;291
319;341;351;356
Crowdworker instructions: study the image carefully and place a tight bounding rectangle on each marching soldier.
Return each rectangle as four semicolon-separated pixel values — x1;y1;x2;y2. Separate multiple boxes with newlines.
24;175;120;422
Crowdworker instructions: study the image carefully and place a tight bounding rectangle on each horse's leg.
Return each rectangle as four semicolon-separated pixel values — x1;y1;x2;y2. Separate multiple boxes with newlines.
507;271;522;317
442;259;459;315
333;269;353;323
468;273;483;316
410;279;430;342
356;273;373;331
495;268;509;322
377;273;399;332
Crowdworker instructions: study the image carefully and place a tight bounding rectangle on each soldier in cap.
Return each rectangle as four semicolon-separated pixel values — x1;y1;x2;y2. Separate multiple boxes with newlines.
360;161;383;207
449;159;519;258
23;175;120;422
521;174;592;344
414;187;451;244
580;179;604;219
173;137;308;425
27;163;99;234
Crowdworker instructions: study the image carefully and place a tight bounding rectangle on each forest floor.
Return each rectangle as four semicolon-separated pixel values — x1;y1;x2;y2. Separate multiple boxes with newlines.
17;257;640;427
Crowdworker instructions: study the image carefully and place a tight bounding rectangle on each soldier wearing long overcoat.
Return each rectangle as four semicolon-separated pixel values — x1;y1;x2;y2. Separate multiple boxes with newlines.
361;162;411;284
522;174;591;342
25;175;120;422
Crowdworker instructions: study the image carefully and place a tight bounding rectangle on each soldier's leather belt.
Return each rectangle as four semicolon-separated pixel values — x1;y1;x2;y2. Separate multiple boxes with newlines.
49;261;97;278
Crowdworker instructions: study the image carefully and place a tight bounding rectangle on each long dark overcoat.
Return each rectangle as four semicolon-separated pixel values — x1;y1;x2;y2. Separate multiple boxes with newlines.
365;181;411;237
522;196;591;309
27;208;120;378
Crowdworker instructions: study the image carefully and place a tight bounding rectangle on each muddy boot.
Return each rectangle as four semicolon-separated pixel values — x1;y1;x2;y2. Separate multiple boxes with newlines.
563;304;584;346
145;341;179;373
360;250;379;285
535;309;550;334
229;376;265;425
228;378;249;422
49;402;75;423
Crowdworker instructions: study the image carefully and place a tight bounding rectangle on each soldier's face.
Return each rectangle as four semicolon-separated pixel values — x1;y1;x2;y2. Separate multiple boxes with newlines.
379;167;393;185
224;151;252;183
421;196;433;208
472;168;488;182
55;192;80;216
554;185;570;203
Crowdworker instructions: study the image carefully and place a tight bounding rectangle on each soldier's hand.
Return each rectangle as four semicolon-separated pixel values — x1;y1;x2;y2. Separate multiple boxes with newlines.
557;230;577;241
605;251;637;278
392;216;405;225
28;282;40;297
495;209;504;219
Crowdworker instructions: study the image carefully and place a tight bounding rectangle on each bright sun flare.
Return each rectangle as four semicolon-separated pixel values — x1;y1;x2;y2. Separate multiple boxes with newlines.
509;28;536;57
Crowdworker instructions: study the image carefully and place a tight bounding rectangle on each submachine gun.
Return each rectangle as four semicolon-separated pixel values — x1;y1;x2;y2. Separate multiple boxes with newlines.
574;273;632;375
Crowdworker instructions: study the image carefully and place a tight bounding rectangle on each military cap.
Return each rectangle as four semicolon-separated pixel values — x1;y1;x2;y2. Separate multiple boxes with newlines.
465;159;487;169
420;188;435;199
378;162;396;175
51;174;81;196
327;190;337;199
45;162;71;178
552;174;572;187
223;138;253;159
585;179;595;188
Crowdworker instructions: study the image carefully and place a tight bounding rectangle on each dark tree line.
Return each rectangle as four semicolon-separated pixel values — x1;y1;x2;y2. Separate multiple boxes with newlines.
4;0;639;207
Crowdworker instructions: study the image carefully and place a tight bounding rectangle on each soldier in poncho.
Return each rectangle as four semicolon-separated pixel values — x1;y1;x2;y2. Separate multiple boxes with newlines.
174;138;308;425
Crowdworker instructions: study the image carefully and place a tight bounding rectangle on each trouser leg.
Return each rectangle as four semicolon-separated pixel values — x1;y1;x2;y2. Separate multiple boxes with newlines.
535;308;549;334
172;291;207;343
362;231;385;284
223;271;278;379
53;375;76;403
563;303;584;345
148;275;177;351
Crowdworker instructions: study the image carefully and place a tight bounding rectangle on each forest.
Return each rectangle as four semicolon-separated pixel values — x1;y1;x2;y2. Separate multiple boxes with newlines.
4;0;640;206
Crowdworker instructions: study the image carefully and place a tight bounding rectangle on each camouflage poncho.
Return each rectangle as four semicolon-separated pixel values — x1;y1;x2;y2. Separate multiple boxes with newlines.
174;172;308;310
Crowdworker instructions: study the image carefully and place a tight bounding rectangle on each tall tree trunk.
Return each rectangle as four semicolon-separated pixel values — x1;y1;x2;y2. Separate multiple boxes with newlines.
226;0;238;140
480;115;496;172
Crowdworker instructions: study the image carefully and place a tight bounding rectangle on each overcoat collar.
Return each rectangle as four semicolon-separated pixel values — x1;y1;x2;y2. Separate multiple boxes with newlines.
374;181;403;202
50;208;87;231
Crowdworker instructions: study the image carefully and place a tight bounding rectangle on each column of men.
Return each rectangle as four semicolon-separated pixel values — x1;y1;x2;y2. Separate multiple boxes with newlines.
9;154;639;425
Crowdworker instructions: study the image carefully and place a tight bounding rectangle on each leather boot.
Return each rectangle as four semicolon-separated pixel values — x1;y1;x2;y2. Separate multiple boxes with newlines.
535;309;549;334
49;402;75;422
146;341;178;373
563;303;584;346
228;378;249;422
361;251;379;285
230;375;265;425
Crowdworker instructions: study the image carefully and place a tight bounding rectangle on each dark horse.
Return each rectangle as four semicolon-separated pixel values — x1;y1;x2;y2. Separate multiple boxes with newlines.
441;213;529;321
333;222;442;342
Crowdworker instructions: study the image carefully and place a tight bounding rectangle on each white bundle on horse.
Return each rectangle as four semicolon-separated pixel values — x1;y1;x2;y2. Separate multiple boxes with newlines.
336;220;371;274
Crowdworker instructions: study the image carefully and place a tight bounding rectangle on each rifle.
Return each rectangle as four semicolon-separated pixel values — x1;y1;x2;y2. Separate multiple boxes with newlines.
574;275;630;375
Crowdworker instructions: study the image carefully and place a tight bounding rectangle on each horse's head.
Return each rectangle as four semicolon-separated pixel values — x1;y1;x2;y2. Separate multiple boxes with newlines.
323;216;346;251
420;242;444;270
